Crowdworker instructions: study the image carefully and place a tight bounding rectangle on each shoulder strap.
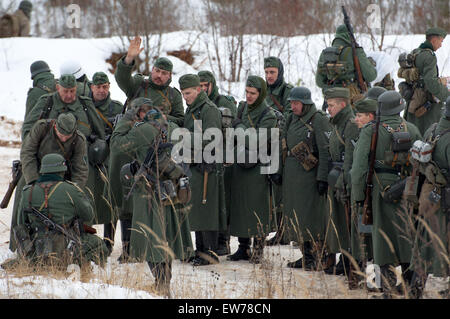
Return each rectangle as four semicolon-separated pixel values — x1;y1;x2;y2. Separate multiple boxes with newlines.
255;107;270;129
237;102;246;120
38;95;54;120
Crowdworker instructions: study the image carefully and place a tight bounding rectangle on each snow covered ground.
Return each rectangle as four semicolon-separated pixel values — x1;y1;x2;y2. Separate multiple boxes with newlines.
0;32;449;299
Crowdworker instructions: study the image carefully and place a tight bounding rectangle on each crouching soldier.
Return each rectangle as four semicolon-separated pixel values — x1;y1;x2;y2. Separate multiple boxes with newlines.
2;154;108;270
110;98;193;296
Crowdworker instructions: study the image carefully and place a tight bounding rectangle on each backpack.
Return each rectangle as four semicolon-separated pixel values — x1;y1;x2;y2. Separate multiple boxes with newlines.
0;13;17;38
317;46;352;84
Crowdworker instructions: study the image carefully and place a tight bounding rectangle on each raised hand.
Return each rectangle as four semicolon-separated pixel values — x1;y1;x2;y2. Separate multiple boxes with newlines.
125;36;144;65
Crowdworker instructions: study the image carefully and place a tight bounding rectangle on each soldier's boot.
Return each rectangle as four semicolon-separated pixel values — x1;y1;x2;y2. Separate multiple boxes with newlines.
266;214;289;246
117;219;132;263
103;221;117;256
227;237;251;261
287;241;315;270
216;231;230;256
148;261;172;297
249;237;264;264
380;264;398;299
192;231;219;266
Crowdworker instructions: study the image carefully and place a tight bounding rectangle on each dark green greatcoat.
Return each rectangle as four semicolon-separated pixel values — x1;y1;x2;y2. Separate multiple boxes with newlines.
90;93;123;224
115;56;185;126
282;104;330;243
22;92;106;224
351;115;422;266
110;118;193;263
25;71;56;120
411;116;450;277
183;91;225;232
404;41;449;135
326;104;359;254
229;101;277;238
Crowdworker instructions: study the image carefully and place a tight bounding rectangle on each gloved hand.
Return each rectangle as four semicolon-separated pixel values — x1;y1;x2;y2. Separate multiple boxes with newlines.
317;181;328;196
269;173;283;186
231;118;242;128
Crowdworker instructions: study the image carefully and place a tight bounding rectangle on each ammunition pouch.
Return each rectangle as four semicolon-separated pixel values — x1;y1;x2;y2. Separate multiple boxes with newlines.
382;178;407;203
327;162;343;189
398;67;419;84
177;177;191;204
414;101;433;118
290;141;318;171
392;131;412;152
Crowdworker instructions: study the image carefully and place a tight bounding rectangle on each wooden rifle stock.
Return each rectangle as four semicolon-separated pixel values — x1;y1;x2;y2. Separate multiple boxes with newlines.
342;6;368;93
362;109;381;225
1;160;22;209
1;181;17;209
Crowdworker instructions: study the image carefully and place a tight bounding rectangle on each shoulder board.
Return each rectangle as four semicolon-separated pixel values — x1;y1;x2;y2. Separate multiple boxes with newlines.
315;110;327;117
79;95;92;101
23;184;32;191
134;121;145;128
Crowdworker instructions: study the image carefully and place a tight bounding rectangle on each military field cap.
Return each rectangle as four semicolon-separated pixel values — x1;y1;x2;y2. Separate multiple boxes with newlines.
426;27;447;38
130;97;154;110
355;99;377;114
179;74;200;90
324;87;350;100
30;60;50;79
92;72;109;85
154;57;173;72
264;56;281;69
198;70;215;83
40;153;67;174
365;86;387;101
58;74;77;88
56;113;77;136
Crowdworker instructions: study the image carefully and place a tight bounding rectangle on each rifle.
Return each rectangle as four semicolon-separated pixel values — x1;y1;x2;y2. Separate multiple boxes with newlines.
24;207;81;248
362;105;381;225
342;6;368;93
125;147;156;201
1;160;22;209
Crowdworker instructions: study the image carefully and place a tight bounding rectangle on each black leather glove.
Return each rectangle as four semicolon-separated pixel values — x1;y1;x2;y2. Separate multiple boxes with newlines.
317;181;328;196
269;173;283;186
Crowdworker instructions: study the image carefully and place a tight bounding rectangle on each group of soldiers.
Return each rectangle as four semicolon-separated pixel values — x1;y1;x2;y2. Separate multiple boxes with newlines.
1;20;449;299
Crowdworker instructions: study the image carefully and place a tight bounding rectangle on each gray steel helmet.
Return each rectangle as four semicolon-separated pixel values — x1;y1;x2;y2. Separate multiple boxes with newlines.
445;96;450;118
287;86;314;104
40;153;67;174
378;91;406;116
88;139;109;165
30;60;50;79
365;86;387;101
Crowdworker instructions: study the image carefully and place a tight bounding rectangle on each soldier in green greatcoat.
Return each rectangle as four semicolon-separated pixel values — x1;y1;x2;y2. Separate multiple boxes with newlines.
22;74;107;227
115;37;184;126
110;98;193;296
282;87;331;270
88;72;124;254
180;74;225;266
352;91;422;298
403;27;449;135
2;154;108;270
264;57;293;246
316;24;377;109
9;113;88;252
409;96;450;299
25;60;56;120
198;70;237;256
60;60;91;97
323;87;359;277
227;75;277;264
